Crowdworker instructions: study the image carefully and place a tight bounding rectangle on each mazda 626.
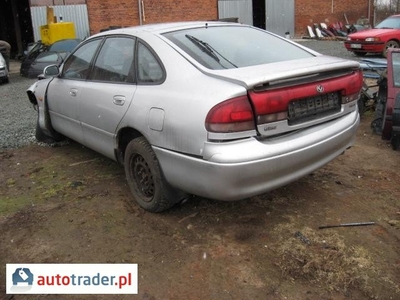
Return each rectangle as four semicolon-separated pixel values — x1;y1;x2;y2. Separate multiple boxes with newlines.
27;22;362;212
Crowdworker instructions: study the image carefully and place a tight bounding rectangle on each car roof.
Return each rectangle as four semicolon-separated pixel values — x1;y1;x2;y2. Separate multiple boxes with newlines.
90;21;245;38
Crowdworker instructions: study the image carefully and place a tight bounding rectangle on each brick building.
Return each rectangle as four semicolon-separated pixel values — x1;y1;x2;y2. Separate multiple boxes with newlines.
0;0;372;57
28;0;372;37
295;0;373;36
86;0;217;35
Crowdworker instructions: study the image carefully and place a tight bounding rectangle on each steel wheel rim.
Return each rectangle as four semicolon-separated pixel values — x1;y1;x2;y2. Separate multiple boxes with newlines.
132;154;154;201
386;41;399;50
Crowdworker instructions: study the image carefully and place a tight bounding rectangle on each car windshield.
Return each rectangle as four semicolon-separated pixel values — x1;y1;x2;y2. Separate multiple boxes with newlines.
163;25;314;70
375;16;400;29
49;39;80;52
35;52;59;62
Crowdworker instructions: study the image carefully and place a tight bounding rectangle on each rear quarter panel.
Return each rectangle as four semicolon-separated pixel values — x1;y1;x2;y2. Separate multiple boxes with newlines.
118;34;246;157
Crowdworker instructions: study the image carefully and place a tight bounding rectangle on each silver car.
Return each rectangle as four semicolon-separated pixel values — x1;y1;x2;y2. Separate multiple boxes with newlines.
0;52;9;83
27;22;362;212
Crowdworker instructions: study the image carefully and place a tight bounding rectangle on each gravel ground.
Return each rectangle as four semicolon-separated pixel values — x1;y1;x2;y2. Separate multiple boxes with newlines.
0;40;367;150
0;72;37;149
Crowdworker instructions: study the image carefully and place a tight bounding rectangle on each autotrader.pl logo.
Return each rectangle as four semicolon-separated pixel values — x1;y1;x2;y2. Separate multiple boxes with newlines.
11;268;34;292
6;264;138;294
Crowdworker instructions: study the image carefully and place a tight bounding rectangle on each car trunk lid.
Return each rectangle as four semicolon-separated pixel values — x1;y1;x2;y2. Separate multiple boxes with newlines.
203;56;362;138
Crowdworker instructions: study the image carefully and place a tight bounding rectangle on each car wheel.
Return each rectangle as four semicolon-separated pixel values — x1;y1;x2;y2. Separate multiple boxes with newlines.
2;77;9;83
391;136;400;150
124;137;182;212
371;117;383;135
358;94;366;116
383;40;400;57
354;51;367;57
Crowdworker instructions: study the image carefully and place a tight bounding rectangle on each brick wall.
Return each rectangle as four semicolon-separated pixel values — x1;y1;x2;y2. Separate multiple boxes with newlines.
87;0;217;35
295;0;372;36
86;0;139;34
85;0;371;37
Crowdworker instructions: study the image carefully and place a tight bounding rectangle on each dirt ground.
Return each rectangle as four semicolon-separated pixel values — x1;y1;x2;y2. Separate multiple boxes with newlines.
0;114;399;300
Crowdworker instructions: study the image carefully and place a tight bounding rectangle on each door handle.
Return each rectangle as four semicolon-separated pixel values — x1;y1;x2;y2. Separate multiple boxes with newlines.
69;89;77;97
113;95;126;106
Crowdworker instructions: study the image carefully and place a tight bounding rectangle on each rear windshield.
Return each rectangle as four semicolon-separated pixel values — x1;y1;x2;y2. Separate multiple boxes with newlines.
163;25;314;70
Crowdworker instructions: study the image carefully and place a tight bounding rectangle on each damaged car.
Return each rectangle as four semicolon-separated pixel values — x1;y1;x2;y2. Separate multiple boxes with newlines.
27;22;362;212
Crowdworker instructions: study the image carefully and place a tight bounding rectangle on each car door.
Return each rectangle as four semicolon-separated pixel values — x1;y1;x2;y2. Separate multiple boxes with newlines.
47;38;102;144
383;48;400;140
30;51;64;77
79;36;137;159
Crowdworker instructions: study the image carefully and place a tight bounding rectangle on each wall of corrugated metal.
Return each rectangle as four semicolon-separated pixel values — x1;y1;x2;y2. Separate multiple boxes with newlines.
217;0;253;26
30;5;90;42
265;0;295;37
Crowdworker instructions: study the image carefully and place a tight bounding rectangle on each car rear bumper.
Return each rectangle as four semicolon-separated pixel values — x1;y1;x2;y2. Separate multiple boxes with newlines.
154;110;360;201
344;41;385;53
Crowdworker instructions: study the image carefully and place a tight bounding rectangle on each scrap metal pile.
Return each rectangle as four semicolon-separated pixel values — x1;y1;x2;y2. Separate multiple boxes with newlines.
304;21;367;40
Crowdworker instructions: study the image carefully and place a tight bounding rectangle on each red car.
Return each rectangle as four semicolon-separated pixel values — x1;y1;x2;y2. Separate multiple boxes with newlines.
383;49;400;149
344;14;400;57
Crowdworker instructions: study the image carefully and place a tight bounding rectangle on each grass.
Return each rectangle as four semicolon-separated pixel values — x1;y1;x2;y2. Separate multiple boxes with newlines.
274;219;400;298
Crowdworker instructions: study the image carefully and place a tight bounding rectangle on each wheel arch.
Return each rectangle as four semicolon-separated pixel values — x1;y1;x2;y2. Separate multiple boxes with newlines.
115;127;144;164
387;38;400;44
27;90;38;106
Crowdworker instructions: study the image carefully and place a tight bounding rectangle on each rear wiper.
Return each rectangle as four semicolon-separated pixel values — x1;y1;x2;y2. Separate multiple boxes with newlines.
185;34;220;62
185;34;238;68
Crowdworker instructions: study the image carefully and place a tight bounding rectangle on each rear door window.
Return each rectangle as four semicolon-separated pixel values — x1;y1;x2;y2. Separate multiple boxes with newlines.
137;42;164;84
91;37;136;83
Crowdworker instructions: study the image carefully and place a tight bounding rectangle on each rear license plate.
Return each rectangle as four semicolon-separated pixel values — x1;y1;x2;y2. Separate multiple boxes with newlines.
350;44;362;49
288;92;341;125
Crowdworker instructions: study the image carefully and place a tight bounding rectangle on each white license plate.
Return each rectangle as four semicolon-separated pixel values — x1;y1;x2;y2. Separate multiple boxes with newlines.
350;44;362;49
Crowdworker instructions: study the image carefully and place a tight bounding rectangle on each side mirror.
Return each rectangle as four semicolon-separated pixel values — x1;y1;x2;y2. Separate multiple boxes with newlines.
43;64;60;78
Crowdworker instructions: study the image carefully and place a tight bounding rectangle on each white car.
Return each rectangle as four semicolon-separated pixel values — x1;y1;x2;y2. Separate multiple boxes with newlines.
28;22;362;212
0;52;9;83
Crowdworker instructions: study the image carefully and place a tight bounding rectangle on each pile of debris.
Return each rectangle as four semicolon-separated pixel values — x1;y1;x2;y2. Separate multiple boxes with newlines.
303;21;368;41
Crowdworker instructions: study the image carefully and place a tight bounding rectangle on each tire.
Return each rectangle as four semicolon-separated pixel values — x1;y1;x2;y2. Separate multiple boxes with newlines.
381;104;392;140
124;137;183;212
391;137;400;150
2;77;9;83
354;51;367;57
383;40;400;58
371;117;383;135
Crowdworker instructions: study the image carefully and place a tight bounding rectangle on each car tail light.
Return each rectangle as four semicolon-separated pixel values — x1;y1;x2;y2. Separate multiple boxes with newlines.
205;96;255;133
249;90;290;125
341;69;363;104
